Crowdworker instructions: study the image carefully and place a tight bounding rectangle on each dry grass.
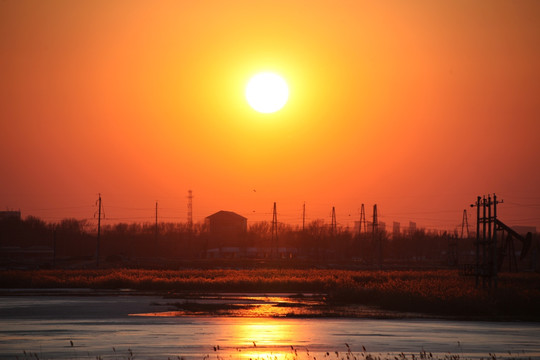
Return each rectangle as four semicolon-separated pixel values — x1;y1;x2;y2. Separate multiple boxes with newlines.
15;344;534;360
1;269;539;319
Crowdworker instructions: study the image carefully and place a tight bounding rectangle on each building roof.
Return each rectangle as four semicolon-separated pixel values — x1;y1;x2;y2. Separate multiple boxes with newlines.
206;210;247;221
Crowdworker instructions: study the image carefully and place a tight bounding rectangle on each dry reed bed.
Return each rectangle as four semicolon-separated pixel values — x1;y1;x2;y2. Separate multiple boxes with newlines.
1;269;539;319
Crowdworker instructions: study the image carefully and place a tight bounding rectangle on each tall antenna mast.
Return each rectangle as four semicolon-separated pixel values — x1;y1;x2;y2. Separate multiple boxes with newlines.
271;202;278;256
331;206;337;235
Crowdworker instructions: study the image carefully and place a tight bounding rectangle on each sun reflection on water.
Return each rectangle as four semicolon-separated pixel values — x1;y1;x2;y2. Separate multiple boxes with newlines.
230;319;295;348
208;317;318;360
226;319;302;360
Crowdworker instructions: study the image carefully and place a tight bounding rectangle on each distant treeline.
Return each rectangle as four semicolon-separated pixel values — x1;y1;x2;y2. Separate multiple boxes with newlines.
0;215;537;270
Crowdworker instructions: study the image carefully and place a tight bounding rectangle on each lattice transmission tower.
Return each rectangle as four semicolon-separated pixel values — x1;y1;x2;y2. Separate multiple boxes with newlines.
271;202;278;257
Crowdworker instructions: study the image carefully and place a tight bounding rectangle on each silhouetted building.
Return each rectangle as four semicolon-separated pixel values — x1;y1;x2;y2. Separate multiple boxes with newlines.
366;221;386;233
355;221;384;233
205;211;248;258
408;221;417;233
206;210;247;242
393;221;400;237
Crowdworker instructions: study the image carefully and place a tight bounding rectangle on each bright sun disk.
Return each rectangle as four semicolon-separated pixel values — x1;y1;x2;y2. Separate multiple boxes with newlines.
245;72;289;113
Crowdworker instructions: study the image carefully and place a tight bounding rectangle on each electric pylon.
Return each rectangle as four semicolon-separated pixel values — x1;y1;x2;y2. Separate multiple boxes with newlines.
359;204;367;234
461;209;469;239
271;202;278;257
331;206;337;235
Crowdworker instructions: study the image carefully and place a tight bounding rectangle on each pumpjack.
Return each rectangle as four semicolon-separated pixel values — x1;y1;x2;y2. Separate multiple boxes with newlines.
467;194;533;289
495;219;532;271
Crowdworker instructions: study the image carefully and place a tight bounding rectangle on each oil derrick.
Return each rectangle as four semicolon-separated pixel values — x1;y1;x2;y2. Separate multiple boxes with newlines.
331;206;337;236
271;202;278;257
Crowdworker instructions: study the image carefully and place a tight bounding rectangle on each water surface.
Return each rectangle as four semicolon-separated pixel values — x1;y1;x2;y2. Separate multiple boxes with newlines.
1;292;539;359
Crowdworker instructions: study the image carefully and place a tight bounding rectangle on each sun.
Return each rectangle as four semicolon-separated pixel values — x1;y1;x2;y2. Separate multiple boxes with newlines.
245;72;289;113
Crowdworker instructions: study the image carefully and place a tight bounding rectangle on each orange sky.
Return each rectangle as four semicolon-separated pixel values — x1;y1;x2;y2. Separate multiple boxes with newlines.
1;1;540;231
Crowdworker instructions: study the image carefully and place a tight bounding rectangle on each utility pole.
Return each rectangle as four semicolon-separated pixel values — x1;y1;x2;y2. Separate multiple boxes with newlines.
482;195;489;288
373;204;381;270
487;195;493;288
492;194;499;289
52;226;57;269
155;201;158;242
302;202;306;232
95;193;102;268
470;193;502;289
473;196;481;287
271;202;278;257
187;190;193;234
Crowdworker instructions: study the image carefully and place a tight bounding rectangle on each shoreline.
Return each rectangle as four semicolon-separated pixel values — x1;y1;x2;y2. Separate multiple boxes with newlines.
1;268;539;322
1;288;538;322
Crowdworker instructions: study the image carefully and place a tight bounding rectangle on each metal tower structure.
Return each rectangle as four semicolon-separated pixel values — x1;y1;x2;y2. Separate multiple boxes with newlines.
461;209;470;239
155;201;159;242
469;194;532;276
449;209;469;267
187;190;193;232
302;202;306;232
470;194;502;288
271;202;278;257
373;204;382;270
331;206;337;235
359;203;367;234
94;193;103;268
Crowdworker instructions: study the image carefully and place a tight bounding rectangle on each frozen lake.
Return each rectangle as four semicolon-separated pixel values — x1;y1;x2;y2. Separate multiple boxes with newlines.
1;292;539;359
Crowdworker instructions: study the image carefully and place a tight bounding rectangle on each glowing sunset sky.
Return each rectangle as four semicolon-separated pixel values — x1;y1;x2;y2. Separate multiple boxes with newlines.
1;1;539;231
